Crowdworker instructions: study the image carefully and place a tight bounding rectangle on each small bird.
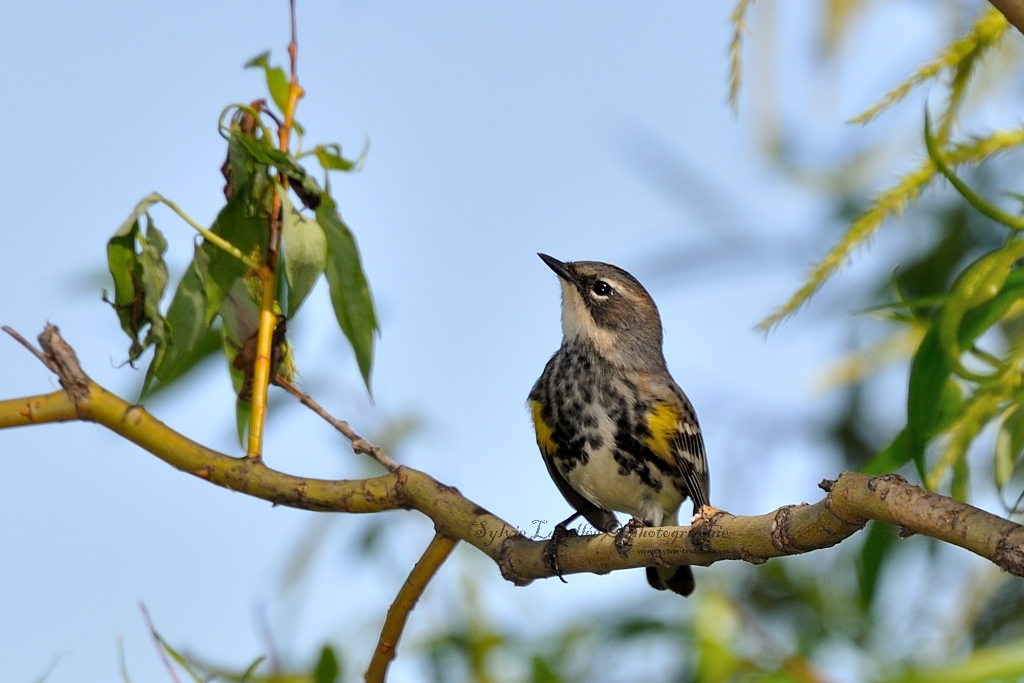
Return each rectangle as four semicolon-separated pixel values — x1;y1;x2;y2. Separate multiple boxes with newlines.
528;254;710;596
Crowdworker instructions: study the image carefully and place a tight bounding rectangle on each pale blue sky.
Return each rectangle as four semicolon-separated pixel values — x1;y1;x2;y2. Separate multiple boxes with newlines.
0;2;948;681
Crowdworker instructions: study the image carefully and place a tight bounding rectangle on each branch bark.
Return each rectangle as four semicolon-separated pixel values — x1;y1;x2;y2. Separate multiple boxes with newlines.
7;323;1024;683
3;324;1023;582
365;533;458;683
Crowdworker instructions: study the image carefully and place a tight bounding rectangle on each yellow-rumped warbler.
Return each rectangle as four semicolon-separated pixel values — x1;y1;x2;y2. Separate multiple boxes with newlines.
528;254;710;596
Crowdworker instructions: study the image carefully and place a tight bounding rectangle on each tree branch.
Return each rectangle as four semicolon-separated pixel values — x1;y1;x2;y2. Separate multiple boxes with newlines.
274;375;399;471
365;532;458;683
3;324;1024;582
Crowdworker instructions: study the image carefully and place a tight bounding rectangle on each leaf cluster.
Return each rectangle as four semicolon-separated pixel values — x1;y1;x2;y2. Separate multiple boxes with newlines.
748;6;1020;331
104;52;376;443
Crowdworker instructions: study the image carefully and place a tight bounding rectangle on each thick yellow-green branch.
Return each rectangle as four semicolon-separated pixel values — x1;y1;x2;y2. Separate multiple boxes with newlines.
3;324;1024;584
5;323;1024;683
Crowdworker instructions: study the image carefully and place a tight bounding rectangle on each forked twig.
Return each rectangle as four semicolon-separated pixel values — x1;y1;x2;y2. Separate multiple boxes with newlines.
365;532;458;683
2;325;57;373
274;375;399;471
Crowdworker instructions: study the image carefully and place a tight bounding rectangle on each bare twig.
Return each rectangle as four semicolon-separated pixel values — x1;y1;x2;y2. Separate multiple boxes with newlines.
2;325;56;373
37;324;90;401
365;533;458;683
274;375;399;471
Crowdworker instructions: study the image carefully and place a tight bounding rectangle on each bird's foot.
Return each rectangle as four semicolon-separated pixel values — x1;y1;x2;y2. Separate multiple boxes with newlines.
691;504;722;524
544;523;579;583
614;516;647;557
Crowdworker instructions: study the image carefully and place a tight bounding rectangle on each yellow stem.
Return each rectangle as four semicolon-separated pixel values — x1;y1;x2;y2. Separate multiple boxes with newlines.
365;533;458;683
156;195;261;271
245;6;306;459
246;265;278;459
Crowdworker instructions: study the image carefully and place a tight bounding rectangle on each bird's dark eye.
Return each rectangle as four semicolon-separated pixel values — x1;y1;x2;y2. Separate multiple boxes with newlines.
592;280;612;297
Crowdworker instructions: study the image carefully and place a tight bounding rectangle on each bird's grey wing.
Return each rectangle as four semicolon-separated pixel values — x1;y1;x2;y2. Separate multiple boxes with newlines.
657;381;710;513
672;426;710;513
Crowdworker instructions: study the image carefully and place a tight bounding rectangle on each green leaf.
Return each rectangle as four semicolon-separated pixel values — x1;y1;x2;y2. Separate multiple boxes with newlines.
117;638;134;683
936;245;1024;381
947;265;1024;372
224;134;255;196
995;404;1024;488
313;140;369;174
900;261;1024;480
924;109;1024;231
141;246;211;398
105;204;170;366
105;218;144;357
887;643;1024;683
951;446;970;501
237;656;265;683
863;428;911;475
147;624;204;683
201;189;269;325
906;326;953;480
314;145;354;171
235;397;252;448
113;193;162;239
219;278;263;447
313;646;341;683
221;320;250;448
318;192;378;389
857;520;897;610
281;193;327;315
530;655;561;683
138;220;169;351
244;51;290;115
231;133;322;209
219;277;262;347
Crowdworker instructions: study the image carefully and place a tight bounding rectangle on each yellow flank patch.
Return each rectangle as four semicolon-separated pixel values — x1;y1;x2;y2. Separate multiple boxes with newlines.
643;401;680;465
530;400;557;456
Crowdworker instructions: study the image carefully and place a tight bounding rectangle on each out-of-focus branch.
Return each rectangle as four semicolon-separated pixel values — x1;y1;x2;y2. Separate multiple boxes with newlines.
989;0;1024;35
365;533;458;683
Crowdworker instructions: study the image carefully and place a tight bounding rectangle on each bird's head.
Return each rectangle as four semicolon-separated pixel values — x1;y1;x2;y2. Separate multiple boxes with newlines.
538;253;665;370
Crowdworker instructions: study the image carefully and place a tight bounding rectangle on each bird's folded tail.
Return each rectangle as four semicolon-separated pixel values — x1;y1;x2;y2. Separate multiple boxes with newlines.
646;565;695;597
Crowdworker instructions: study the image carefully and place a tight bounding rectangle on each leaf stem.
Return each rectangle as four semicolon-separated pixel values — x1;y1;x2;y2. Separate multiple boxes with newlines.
246;265;278;459
154;194;261;270
217;103;275;143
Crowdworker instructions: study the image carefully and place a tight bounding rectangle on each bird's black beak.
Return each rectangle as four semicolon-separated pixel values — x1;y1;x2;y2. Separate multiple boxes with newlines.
538;253;575;283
